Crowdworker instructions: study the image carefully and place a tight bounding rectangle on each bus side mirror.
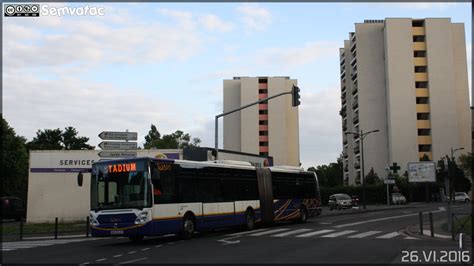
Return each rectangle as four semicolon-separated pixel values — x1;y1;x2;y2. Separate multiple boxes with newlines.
77;172;83;187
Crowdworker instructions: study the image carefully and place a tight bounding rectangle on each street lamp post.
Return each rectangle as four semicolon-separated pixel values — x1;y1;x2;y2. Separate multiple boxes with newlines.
345;129;379;210
445;147;464;233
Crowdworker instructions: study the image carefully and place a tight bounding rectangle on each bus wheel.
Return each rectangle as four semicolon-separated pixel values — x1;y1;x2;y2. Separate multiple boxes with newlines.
128;235;144;242
299;207;308;223
181;215;195;240
245;209;255;231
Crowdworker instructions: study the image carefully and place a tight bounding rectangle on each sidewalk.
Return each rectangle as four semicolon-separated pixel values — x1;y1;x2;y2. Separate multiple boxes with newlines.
405;212;472;242
321;202;423;217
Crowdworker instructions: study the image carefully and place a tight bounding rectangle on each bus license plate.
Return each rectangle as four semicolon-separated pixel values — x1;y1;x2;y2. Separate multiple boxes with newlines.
110;230;123;235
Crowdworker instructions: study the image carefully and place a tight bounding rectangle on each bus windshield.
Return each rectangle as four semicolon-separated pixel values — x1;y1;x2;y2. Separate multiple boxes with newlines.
91;160;152;211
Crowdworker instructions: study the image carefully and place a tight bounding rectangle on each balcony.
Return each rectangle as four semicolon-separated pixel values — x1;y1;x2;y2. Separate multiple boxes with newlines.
344;165;349;172
352;98;358;109
341;71;346;80
418;135;432;145
259;125;269;131
415;89;429;98
353;114;359;124
417;120;431;129
352;86;358;95
258;83;268;89
412;27;425;36
414;57;427;66
259;146;269;153
258;93;268;100
259;135;269;142
341;85;347;93
351;73;358;82
350;57;357;67
413;42;426;51
339;106;347;117
350;41;356;53
354;145;360;154
415;73;428;81
259;104;268;110
259;114;268;120
416;104;430;113
354;162;361;169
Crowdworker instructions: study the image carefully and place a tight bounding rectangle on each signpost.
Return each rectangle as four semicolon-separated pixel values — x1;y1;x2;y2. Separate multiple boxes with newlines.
98;130;138;159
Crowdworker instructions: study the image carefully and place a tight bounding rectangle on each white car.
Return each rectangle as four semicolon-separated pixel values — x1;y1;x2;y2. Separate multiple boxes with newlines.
392;193;406;204
454;192;470;203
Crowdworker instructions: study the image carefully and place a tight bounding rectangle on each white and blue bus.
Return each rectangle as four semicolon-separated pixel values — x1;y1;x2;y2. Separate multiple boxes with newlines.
77;157;321;241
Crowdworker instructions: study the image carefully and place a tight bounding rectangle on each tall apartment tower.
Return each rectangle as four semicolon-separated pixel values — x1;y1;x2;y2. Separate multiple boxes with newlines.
339;18;471;186
223;76;300;166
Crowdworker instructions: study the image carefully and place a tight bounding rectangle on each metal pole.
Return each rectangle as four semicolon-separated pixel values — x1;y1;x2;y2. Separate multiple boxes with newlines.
214;117;219;160
214;91;292;161
360;130;366;210
54;217;58;239
451;213;455;240
429;212;434;237
419;212;423;235
386;183;389;206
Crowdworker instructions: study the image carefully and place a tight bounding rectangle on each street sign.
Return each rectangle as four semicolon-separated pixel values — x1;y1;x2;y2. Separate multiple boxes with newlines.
99;131;137;141
98;151;137;158
99;141;137;150
384;179;395;184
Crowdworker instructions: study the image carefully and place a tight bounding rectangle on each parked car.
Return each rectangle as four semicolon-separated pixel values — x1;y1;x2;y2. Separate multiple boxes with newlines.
454;192;470;203
1;197;26;221
392;193;407;205
329;193;353;210
351;195;359;206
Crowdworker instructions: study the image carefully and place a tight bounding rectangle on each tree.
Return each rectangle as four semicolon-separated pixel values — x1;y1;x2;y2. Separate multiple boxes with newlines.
458;153;473;180
143;124;201;149
2;118;29;201
365;167;382;185
27;127;94;150
420;153;430;161
307;155;343;187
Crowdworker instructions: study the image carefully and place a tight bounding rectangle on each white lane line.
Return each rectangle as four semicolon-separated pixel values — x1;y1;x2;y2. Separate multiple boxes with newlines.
226;228;269;236
155;244;163;248
167;242;176;245
334;207;445;228
95;258;107;262
119;257;147;264
321;230;357;238
295;229;335;238
271;229;312;237
249;228;291;236
376;232;400;239
113;254;123;258
319;222;332;225
404;236;419;240
348;231;382;238
141;248;150;251
128;251;136;254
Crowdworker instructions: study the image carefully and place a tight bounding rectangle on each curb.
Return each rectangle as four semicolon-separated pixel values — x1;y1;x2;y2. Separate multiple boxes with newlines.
322;205;416;217
405;225;455;241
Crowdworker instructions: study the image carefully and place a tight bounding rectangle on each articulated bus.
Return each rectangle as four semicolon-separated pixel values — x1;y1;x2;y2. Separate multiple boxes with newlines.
77;157;321;241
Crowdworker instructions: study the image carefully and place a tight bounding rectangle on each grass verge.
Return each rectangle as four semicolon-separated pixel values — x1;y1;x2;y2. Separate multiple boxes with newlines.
441;215;472;237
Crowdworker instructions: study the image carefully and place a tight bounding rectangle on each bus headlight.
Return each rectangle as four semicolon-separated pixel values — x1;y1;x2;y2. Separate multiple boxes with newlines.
134;211;149;224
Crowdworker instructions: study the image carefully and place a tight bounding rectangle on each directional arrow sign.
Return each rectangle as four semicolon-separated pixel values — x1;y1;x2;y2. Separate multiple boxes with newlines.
98;151;137;158
99;131;137;141
99;141;137;150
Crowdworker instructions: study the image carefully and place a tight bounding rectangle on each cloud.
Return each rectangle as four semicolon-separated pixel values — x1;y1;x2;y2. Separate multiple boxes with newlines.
254;41;340;69
235;3;273;33
385;3;460;10
199;14;234;33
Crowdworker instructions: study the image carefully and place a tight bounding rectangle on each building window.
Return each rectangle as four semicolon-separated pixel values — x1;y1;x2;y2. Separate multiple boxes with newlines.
415;81;428;88
259;89;268;94
415;66;427;73
259;152;269;156
259;120;268;125
259;142;269;146
260;100;268;104
259;131;268;136
258;78;267;84
413;36;425;42
418;144;431;152
416;97;429;104
417;113;430;120
259;110;268;115
412;20;424;27
418;129;431;136
414;51;426;57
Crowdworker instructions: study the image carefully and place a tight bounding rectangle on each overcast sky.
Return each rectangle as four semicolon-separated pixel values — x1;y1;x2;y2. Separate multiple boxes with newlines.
3;2;471;169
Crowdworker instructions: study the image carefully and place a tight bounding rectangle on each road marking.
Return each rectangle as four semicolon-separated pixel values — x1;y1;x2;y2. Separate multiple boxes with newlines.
334;207;446;228
155;244;163;248
226;228;269;236
141;248;150;251
422;230;452;239
113;254;123;258
404;236;419;240
321;230;357;238
271;229;312;237
348;231;382;238
119;257;147;264
376;232;399;239
128;251;136;254
95;258;107;262
319;222;332;225
167;242;176;245
295;229;335;237
249;228;290;236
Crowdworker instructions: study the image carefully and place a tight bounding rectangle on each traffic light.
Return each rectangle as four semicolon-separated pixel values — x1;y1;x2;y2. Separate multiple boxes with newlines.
291;85;301;107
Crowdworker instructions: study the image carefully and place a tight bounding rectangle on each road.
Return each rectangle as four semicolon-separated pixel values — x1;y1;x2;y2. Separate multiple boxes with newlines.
2;202;471;264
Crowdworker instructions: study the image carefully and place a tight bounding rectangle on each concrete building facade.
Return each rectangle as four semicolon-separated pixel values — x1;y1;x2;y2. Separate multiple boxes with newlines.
340;18;471;186
223;77;300;166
